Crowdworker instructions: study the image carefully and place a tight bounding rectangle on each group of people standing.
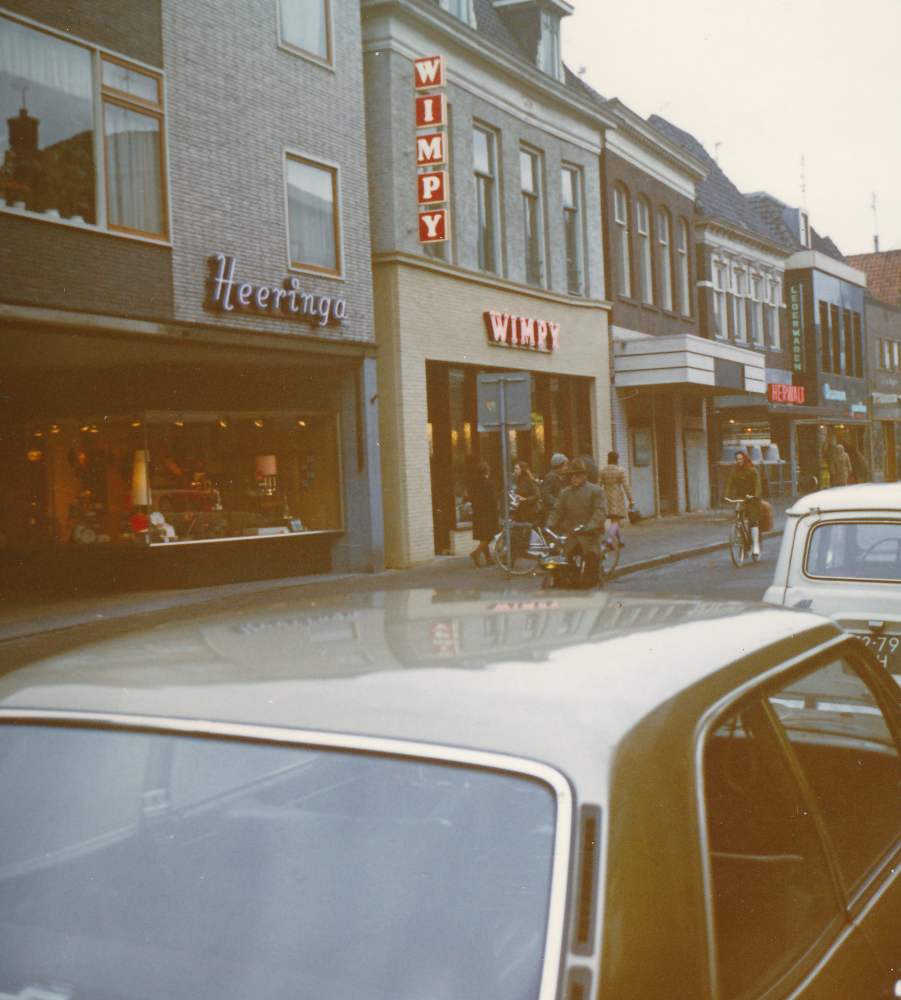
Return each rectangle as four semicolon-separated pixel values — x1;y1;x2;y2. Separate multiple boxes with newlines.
468;451;635;586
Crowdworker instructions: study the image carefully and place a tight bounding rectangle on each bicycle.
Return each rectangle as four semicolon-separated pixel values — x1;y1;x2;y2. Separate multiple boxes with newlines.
496;511;621;577
724;496;759;567
538;526;619;589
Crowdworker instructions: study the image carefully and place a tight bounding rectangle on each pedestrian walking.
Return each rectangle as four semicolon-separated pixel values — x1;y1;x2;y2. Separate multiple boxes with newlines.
598;451;633;548
469;461;498;567
831;444;853;487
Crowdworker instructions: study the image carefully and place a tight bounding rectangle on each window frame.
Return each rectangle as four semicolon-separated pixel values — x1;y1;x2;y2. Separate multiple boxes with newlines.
0;13;170;243
613;183;633;299
766;280;781;350
749;274;764;346
284;151;343;278
473;123;500;274
713;264;727;339
537;9;562;80
731;268;746;342
636;196;654;305
561;164;584;295
657;206;674;312
277;0;332;67
520;146;546;288
676;218;691;316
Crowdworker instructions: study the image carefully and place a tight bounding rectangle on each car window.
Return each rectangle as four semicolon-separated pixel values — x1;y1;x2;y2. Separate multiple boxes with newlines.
704;700;840;1000
0;726;557;1000
805;520;901;581
768;657;901;893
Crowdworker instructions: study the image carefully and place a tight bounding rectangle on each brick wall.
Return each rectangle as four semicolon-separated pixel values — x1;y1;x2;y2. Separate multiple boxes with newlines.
161;0;376;348
2;0;162;67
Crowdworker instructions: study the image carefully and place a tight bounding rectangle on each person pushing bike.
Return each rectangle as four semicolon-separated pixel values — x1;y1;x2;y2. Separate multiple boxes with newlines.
725;449;762;560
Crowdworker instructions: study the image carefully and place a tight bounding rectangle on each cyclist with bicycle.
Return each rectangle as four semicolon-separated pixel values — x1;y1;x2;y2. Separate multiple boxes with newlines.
725;449;762;560
546;459;607;588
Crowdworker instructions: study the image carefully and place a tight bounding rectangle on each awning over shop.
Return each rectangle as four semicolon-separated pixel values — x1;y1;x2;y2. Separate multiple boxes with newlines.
612;334;765;394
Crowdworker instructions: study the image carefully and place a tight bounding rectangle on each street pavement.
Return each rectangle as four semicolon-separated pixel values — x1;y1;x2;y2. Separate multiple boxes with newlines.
0;498;793;644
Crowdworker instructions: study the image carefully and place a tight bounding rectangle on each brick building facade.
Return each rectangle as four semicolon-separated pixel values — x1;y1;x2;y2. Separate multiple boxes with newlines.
0;0;383;588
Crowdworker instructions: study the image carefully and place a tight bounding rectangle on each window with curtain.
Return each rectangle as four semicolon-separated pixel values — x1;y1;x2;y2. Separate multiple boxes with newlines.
286;156;339;273
279;0;330;62
0;14;166;238
657;207;673;311
538;11;561;79
676;218;691;316
562;166;582;294
636;197;653;304
441;0;474;24
613;184;632;298
520;148;544;287
474;126;498;274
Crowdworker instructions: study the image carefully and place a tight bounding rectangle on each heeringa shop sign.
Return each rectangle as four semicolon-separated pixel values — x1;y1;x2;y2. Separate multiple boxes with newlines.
205;253;347;327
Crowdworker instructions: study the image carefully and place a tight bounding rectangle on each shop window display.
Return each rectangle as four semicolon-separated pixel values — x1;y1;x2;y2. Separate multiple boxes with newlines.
0;413;342;549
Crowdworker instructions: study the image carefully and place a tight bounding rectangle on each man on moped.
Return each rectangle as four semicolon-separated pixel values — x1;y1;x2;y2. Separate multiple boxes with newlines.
546;460;607;588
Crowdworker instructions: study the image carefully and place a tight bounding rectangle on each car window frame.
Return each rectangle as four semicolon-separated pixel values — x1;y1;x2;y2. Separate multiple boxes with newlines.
801;516;901;585
0;710;575;1000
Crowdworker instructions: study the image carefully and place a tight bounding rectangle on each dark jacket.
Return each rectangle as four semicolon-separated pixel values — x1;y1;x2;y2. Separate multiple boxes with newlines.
547;481;607;555
469;475;499;541
576;454;600;485
539;468;568;522
513;476;540;523
725;465;762;523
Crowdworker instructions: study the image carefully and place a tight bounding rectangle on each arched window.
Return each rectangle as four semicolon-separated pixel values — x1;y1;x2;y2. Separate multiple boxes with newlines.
677;218;691;316
613;183;632;298
636;196;653;304
657;206;673;311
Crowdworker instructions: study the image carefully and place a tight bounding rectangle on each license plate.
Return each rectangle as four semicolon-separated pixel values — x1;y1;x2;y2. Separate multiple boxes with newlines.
853;632;901;677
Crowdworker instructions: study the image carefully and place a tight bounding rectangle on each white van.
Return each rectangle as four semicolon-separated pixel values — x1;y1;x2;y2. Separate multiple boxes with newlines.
763;483;901;675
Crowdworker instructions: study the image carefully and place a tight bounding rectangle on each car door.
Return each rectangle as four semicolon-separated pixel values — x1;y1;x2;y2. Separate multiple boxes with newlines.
702;689;883;1000
765;651;901;998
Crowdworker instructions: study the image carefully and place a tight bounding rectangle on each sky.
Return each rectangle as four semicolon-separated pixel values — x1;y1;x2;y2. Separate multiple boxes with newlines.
560;0;901;258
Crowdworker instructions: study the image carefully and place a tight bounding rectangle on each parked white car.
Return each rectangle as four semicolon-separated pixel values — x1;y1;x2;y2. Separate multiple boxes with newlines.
763;483;901;675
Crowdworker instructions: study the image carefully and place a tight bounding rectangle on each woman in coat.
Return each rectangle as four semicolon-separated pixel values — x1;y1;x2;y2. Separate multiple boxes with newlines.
512;462;541;524
598;451;633;548
725;450;762;560
469;461;498;567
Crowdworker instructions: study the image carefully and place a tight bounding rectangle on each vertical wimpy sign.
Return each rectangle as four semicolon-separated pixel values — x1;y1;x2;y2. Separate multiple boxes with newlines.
414;55;450;244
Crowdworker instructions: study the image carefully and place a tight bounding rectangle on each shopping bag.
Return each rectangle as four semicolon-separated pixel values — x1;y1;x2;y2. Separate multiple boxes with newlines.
627;505;641;525
759;501;774;533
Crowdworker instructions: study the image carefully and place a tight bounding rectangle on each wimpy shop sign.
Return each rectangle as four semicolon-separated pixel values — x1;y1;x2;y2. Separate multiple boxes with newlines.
485;310;560;351
205;254;347;327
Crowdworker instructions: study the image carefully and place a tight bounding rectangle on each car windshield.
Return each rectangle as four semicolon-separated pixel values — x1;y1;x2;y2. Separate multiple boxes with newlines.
0;724;557;1000
804;520;901;582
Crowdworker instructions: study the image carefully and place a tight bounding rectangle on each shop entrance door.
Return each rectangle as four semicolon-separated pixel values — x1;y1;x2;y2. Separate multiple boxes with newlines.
628;426;656;517
684;430;709;511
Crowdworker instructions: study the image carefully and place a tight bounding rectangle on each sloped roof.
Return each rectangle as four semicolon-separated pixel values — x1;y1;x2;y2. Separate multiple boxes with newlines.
564;63;606;102
811;231;845;263
744;191;846;263
845;250;901;307
471;0;531;61
647;115;774;241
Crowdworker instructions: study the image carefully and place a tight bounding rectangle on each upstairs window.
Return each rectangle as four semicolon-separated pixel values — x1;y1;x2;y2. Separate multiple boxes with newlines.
537;11;562;80
713;265;727;338
766;280;781;349
676;218;691;316
279;0;330;63
636;197;653;305
474;125;498;274
657;207;673;311
562;166;583;294
0;15;167;239
520;148;544;287
799;210;811;248
286;155;340;274
440;0;475;24
732;269;746;342
613;183;632;298
749;275;764;346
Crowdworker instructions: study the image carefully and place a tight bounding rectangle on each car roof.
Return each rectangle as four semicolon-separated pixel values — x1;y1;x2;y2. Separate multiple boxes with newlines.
787;482;901;515
0;590;841;788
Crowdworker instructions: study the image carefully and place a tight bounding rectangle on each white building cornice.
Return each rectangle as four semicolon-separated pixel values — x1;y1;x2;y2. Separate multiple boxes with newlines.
603;99;708;185
696;216;794;262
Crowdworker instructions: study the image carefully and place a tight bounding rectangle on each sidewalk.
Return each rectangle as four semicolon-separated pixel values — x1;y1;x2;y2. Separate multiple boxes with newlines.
0;499;793;643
